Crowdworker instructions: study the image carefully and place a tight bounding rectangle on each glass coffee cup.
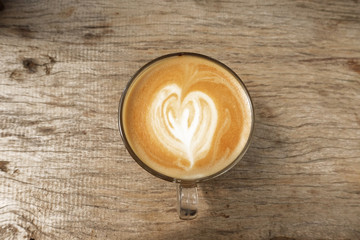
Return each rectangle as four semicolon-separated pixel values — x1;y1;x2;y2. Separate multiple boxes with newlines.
118;52;254;220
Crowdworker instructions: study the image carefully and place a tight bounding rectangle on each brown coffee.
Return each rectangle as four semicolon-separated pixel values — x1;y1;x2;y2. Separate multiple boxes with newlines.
121;54;252;180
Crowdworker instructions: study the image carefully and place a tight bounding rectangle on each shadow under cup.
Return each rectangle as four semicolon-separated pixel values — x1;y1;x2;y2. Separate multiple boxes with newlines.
118;52;254;220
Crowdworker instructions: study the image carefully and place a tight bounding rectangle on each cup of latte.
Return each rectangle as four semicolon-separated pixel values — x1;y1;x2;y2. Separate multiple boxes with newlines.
119;53;254;220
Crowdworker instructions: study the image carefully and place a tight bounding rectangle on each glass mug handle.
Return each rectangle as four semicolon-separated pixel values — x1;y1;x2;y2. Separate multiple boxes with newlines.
176;182;198;220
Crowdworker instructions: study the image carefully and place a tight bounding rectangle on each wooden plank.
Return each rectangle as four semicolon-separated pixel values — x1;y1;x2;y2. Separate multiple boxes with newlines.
0;0;359;239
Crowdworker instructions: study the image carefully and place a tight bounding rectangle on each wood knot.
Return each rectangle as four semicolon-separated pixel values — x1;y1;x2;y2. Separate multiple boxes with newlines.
347;59;360;75
21;56;56;75
10;69;25;82
0;161;9;172
0;1;5;11
23;58;39;73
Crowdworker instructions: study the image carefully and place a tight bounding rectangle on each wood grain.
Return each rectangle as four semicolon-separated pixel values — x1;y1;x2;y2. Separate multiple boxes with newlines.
0;0;359;239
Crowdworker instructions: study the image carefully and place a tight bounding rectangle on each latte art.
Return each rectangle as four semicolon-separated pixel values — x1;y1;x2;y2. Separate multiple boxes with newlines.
150;84;218;169
121;54;253;180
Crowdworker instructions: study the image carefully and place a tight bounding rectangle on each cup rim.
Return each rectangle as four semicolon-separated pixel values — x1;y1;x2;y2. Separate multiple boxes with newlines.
118;52;255;183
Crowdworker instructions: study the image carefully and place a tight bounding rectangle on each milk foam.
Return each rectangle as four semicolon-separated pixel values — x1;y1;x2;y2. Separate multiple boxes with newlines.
150;84;218;169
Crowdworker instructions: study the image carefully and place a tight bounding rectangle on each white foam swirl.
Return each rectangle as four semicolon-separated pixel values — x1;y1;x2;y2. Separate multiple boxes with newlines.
150;84;218;169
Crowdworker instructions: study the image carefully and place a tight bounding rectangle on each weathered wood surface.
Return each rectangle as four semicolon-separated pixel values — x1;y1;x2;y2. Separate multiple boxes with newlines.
0;0;359;239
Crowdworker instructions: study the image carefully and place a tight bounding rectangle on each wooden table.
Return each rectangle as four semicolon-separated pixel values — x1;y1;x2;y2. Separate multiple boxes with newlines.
0;0;359;239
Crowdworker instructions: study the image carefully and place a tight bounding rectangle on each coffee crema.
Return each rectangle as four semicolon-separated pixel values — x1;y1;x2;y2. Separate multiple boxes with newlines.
121;54;253;180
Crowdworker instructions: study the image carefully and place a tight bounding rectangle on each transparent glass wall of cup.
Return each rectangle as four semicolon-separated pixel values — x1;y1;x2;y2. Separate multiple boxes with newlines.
118;52;254;220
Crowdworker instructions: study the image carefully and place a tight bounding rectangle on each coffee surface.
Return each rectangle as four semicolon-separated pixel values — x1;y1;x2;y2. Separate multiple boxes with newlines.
122;54;252;180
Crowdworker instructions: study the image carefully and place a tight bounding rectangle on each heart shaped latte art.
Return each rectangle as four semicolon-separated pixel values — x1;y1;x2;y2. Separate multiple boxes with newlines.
150;84;218;169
